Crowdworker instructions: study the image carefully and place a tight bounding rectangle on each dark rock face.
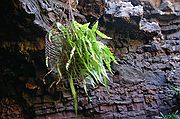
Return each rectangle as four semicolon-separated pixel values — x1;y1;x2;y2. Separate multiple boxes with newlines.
19;0;86;31
112;65;145;84
0;0;180;119
142;0;180;40
0;98;25;119
139;18;162;35
77;0;105;20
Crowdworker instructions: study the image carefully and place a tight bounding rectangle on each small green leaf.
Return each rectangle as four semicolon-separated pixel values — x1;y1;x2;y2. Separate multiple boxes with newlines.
96;30;112;39
56;63;62;85
69;75;78;115
66;47;76;71
81;23;90;29
92;21;98;32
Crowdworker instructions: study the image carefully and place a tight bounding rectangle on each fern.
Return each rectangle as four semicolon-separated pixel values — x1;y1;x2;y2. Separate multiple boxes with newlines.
48;21;117;114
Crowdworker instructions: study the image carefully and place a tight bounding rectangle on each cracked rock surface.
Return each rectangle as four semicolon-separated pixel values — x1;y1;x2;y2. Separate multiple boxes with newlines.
0;0;180;119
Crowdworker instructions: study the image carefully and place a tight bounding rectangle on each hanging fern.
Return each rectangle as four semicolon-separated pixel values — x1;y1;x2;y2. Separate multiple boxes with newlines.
45;21;117;114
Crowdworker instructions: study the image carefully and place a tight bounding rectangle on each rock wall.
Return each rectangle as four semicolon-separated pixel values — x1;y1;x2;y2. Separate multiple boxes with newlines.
0;0;180;119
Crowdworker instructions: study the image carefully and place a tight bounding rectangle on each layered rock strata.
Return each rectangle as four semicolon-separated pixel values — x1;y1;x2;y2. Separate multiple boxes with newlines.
0;0;179;119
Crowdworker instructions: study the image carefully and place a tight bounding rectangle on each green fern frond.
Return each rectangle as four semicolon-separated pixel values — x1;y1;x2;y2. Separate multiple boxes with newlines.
46;21;117;115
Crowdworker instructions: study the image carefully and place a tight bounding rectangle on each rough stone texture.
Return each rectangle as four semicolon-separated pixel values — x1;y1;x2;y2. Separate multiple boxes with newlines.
0;98;25;119
35;0;180;118
0;0;180;119
112;65;145;84
19;0;86;31
106;1;143;18
139;18;162;34
141;0;180;40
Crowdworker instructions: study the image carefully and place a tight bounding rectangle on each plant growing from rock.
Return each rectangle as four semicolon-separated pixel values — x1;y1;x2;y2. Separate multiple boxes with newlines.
174;87;180;101
158;111;180;119
174;87;180;95
45;21;117;114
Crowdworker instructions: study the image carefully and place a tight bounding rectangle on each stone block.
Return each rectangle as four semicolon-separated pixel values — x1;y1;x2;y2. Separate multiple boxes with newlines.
127;104;135;111
133;97;144;103
117;105;127;112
